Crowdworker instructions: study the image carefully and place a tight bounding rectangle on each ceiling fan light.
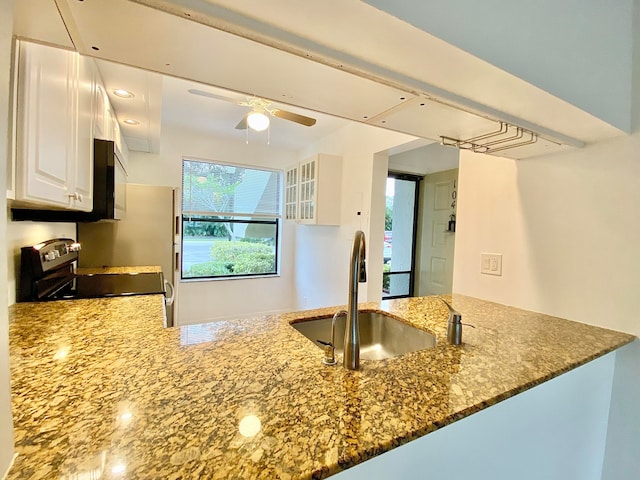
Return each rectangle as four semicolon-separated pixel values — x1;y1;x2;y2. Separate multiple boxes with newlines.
247;111;270;131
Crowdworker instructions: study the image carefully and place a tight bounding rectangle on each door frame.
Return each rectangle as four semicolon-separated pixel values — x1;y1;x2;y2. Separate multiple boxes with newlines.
383;171;422;300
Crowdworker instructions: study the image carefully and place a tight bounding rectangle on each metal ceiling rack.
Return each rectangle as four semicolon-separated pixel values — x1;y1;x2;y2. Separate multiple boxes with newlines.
440;122;538;154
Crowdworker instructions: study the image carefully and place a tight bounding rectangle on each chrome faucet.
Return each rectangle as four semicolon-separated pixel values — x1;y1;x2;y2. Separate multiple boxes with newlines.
344;230;367;370
317;309;347;366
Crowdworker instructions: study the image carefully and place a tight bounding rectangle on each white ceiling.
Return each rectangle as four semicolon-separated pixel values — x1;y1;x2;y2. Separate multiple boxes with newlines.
11;0;364;154
12;0;624;161
95;58;353;152
159;75;354;150
128;0;623;143
94;59;164;153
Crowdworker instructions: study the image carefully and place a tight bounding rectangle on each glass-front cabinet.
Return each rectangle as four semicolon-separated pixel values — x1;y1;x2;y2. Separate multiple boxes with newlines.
299;158;316;221
284;165;298;221
284;154;342;225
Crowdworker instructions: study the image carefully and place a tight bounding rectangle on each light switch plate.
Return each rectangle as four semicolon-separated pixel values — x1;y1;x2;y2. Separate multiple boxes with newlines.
481;253;502;276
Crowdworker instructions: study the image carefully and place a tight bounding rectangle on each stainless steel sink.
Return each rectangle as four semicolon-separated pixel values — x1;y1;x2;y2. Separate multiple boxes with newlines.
291;311;436;361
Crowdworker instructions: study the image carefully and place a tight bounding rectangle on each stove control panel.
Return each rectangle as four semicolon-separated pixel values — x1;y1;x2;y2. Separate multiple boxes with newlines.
19;238;81;302
40;241;81;263
22;238;80;275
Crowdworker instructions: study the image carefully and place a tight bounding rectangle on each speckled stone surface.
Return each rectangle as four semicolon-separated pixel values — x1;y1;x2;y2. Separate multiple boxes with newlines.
76;265;162;275
8;294;634;479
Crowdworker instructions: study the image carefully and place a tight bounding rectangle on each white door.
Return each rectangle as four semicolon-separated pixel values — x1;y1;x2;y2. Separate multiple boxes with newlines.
416;169;458;296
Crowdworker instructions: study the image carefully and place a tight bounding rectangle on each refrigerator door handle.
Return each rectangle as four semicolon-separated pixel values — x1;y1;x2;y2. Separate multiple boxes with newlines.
164;279;175;306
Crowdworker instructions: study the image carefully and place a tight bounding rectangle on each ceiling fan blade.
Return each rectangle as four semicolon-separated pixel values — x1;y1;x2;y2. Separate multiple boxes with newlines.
190;88;317;129
273;109;317;127
188;88;240;104
235;115;248;130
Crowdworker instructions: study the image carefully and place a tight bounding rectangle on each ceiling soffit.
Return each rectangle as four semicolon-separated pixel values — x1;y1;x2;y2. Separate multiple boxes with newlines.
47;0;625;158
127;1;624;145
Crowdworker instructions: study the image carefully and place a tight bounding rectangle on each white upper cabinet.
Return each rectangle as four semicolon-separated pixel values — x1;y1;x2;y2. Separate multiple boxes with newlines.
12;41;130;211
285;154;342;226
75;54;95;209
100;91;129;172
284;164;298;221
111;109;129;172
14;41;89;210
14;41;75;207
93;78;109;140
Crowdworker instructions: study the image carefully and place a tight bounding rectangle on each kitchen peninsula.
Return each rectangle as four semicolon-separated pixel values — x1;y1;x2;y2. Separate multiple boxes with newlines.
7;295;634;479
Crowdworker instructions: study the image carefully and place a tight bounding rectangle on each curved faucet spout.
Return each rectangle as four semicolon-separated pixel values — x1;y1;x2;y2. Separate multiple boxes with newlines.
344;230;367;370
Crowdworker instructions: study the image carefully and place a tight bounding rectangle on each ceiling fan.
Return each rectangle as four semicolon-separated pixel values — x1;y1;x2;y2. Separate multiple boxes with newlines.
188;88;317;131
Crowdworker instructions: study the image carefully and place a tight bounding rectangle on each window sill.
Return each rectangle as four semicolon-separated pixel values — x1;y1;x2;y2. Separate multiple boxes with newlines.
180;273;281;283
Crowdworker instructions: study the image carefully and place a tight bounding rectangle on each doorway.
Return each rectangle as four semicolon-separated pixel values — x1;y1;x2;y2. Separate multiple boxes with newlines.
415;169;459;296
382;172;422;299
384;142;460;299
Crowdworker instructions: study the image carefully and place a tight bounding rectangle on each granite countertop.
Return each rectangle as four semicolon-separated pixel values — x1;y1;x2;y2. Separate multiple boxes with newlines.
7;294;634;479
76;265;162;275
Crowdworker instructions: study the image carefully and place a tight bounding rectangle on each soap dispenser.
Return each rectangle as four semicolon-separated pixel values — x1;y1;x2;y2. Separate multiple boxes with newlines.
438;298;473;345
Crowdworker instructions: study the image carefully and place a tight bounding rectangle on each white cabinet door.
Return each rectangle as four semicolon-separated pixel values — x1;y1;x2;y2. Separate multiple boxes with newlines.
93;79;108;140
114;123;129;173
298;157;316;223
108;108;118;143
103;101;115;142
298;154;342;226
285;155;342;225
15;41;77;208
284;164;298;221
75;54;95;211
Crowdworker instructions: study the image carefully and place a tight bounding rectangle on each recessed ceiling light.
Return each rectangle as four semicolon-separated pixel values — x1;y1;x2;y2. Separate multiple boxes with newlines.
123;119;140;126
113;89;134;98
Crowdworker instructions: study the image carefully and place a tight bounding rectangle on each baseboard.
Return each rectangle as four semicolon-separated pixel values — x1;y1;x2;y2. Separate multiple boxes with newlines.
2;453;17;480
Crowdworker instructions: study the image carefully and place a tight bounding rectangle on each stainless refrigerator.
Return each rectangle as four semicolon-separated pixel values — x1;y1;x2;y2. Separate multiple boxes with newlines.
77;183;181;326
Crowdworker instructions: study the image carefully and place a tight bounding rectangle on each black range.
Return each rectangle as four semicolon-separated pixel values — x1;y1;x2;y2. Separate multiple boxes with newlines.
19;238;165;302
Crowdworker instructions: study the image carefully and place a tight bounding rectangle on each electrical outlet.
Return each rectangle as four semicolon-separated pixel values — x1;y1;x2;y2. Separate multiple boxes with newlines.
481;253;502;276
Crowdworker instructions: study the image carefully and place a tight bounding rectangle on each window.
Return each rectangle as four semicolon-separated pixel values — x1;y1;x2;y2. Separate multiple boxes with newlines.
181;159;281;279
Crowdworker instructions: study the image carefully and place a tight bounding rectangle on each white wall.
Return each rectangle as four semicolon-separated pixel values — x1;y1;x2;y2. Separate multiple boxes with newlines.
389;142;459;176
602;5;640;477
295;123;415;310
365;0;634;133
0;0;16;475
451;135;640;480
602;341;640;479
453;134;640;337
334;350;616;480
127;125;300;324
450;5;640;474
